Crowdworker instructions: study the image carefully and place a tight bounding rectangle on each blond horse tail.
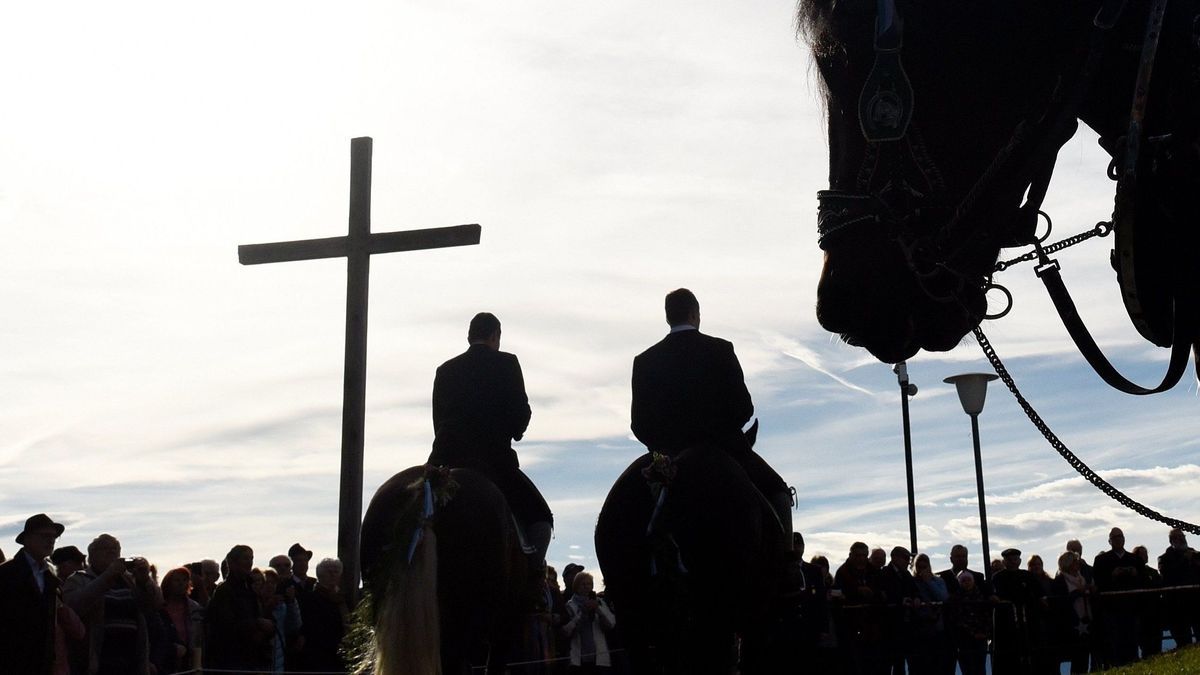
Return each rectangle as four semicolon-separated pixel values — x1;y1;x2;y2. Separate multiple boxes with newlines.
373;520;441;675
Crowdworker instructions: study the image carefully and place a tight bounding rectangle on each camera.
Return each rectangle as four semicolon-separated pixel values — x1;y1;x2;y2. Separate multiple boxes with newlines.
121;557;141;570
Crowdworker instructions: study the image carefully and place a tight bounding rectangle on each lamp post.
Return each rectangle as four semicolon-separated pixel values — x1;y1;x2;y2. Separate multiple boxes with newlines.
944;372;999;581
895;361;919;558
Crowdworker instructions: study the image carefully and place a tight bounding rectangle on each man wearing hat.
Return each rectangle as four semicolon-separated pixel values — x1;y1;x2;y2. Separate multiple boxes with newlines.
287;543;317;671
992;548;1044;672
51;546;87;583
0;513;66;675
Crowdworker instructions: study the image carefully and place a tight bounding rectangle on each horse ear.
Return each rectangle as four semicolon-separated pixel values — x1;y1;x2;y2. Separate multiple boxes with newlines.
745;419;759;447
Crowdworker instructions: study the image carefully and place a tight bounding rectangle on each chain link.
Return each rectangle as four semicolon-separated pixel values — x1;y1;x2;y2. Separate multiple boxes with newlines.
993;221;1113;273
973;325;1200;535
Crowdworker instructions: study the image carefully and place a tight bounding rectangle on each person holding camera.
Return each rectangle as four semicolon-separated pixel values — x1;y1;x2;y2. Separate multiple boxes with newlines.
62;533;155;675
562;572;616;673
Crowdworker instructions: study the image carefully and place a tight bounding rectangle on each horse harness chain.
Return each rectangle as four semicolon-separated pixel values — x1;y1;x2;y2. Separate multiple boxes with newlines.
821;0;1200;532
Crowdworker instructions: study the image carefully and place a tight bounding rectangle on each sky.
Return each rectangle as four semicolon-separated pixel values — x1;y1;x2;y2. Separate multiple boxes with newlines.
2;0;1199;584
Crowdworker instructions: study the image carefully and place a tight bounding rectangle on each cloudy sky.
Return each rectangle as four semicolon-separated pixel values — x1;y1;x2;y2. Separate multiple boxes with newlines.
3;0;1198;581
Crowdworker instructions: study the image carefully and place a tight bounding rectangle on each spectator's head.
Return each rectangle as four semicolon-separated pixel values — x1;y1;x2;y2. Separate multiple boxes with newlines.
1001;548;1021;571
1027;554;1045;576
869;547;886;569
889;546;912;570
950;544;969;571
1066;539;1083;557
545;565;559;590
1057;551;1080;576
913;553;932;578
811;555;830;575
161;567;192;601
467;312;501;348
991;559;1004;573
664;289;700;328
1133;545;1149;565
87;534;121;574
1109;527;1126;552
50;545;86;581
15;514;64;561
201;559;221;588
848;542;869;569
225;545;254;581
793;532;806;558
249;567;267;597
315;557;344;592
958;570;977;592
268;554;293;579
562;563;584;591
288;543;313;577
572;571;595;597
1170;528;1188;549
262;568;283;601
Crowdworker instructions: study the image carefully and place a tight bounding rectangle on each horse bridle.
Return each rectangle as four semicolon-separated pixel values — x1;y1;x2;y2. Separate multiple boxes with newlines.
817;0;1200;394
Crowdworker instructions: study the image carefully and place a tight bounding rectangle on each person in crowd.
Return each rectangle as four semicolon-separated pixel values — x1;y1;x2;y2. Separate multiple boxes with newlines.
303;557;350;673
833;542;887;675
630;289;793;542
0;513;66;675
562;563;585;605
1132;545;1163;659
159;567;202;674
1066;540;1095;583
63;533;155;675
938;544;989;597
0;547;5;563
562;571;616;673
1050;551;1094;675
200;559;221;601
184;562;209;607
774;533;829;672
259;567;302;674
430;312;554;572
1093;527;1141;667
879;546;916;675
51;545;86;583
1158;528;1199;647
287;543;317;670
946;571;990;675
1026;553;1058;670
910;553;954;675
204;545;273;671
1027;555;1054;596
267;554;294;588
807;554;840;672
992;548;1045;675
869;547;887;570
991;559;1005;576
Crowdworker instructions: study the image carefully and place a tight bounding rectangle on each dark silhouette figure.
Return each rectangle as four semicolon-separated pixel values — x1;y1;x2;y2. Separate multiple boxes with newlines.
630;289;792;539
832;542;887;675
1093;528;1141;667
1158;528;1200;647
0;514;64;675
204;545;272;671
429;312;552;567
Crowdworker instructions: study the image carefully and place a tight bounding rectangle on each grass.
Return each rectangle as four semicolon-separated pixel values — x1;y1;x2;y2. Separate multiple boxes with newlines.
1104;646;1200;674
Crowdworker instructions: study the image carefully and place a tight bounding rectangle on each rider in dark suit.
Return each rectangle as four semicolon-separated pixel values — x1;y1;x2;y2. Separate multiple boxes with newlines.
428;312;553;567
630;288;792;540
0;513;65;675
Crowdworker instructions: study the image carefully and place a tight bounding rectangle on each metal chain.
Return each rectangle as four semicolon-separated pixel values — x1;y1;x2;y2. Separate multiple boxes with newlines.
993;220;1113;273
973;325;1200;536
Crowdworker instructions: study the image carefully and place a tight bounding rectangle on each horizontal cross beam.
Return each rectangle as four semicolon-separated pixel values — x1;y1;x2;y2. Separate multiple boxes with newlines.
238;223;481;265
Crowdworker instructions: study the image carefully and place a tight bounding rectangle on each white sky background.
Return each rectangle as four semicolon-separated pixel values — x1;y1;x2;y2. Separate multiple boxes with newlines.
2;0;1199;580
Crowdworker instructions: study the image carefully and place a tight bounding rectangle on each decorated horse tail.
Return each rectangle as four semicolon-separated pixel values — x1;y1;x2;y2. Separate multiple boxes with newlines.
352;473;445;675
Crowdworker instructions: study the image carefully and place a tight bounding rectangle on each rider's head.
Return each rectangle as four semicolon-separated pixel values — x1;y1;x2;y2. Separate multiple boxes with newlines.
468;312;502;350
665;288;700;329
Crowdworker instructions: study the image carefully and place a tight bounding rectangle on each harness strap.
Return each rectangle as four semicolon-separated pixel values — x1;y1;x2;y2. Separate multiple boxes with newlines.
406;479;436;565
1034;258;1191;394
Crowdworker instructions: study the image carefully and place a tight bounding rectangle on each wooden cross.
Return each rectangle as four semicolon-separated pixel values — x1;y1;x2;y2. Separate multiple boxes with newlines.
239;137;480;605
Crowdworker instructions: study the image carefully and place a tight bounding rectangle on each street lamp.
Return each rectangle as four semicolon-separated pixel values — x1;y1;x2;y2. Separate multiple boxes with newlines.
895;362;919;558
944;372;999;581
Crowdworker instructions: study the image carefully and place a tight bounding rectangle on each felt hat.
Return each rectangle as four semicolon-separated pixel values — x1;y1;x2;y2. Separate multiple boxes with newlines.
15;513;64;544
50;545;85;566
1001;548;1022;558
288;543;313;560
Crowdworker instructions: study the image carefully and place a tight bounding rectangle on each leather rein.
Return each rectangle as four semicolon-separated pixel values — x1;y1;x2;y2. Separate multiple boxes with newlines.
817;0;1199;394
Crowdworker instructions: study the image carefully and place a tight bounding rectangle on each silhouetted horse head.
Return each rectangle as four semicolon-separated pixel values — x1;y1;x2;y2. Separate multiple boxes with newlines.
352;465;527;675
595;438;786;674
802;0;1200;362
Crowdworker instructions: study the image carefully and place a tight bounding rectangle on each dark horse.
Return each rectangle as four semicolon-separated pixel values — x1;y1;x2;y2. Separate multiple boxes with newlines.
595;428;788;674
353;465;528;675
803;0;1200;373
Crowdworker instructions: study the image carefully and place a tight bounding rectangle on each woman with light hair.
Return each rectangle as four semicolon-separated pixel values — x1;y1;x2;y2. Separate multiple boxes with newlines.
1050;551;1094;674
562;572;616;673
305;557;349;672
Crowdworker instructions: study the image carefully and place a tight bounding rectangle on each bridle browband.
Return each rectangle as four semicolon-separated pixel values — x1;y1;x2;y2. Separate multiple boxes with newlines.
817;0;1200;394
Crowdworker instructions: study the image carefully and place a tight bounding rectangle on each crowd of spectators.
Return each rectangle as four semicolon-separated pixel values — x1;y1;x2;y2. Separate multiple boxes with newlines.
5;511;1200;675
781;526;1200;674
0;513;349;675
